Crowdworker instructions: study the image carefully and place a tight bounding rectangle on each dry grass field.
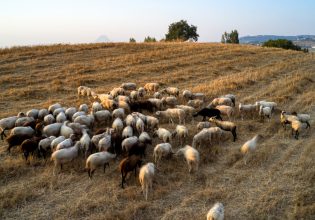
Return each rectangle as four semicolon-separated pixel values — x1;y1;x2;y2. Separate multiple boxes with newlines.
0;42;314;220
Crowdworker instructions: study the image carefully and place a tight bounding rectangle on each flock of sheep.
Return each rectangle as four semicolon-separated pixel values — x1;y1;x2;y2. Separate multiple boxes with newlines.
0;81;312;220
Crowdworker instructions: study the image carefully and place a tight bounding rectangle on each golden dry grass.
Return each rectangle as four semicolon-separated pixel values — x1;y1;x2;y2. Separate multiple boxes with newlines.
0;42;314;219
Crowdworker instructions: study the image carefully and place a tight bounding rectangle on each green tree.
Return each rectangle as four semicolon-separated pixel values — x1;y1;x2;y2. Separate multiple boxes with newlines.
165;20;199;42
129;38;136;43
221;30;239;44
262;39;305;51
144;36;156;42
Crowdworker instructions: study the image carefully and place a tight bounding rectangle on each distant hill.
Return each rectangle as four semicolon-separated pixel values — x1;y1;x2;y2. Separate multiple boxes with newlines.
95;35;111;43
240;35;315;48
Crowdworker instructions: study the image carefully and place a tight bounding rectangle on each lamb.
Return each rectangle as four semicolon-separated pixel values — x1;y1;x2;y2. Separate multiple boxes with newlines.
86;151;116;178
209;117;237;142
119;154;142;188
48;103;62;114
80;129;91;158
122;126;134;139
207;202;224;220
65;107;77;120
112;118;124;133
187;99;204;109
51;142;81;174
139;132;152;145
92;102;103;113
192;128;212;149
208;97;233;108
183;90;193;101
161;96;178;108
139;162;155;200
197;121;211;131
136;118;145;134
153;92;162;99
43;123;62;137
259;106;272;121
26;109;39;119
120;82;137;90
38;136;56;158
56;112;67;123
112;108;125;119
143;83;159;93
153;128;172;143
101;99;118;111
193;108;222;121
176;145;200;173
38;109;49;120
44;114;55;125
216;105;234;121
50;136;66;151
238;103;256;120
240;134;263;164
156;108;185;124
153;143;173;166
292;112;311;128
79;104;89;113
145;116;159;131
172;125;188;146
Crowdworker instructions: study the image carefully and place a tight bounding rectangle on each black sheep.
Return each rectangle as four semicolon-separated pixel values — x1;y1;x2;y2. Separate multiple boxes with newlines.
193;108;222;121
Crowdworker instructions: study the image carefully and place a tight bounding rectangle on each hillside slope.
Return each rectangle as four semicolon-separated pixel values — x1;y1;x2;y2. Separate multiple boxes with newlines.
0;43;314;219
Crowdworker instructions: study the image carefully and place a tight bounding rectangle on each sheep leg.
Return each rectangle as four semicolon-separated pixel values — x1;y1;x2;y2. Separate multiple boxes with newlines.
121;172;126;189
306;122;310;129
87;169;91;178
295;131;299;140
202;116;206;121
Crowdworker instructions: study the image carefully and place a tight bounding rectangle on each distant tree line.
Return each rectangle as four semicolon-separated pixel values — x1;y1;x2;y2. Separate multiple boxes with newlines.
221;30;239;44
262;39;308;52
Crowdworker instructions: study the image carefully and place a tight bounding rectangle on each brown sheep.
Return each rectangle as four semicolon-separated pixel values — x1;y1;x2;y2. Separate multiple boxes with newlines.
119;155;142;188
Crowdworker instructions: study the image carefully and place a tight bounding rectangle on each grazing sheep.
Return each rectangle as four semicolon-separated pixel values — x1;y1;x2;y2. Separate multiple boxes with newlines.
101;99;118;111
77;86;92;97
176;145;200;173
5;134;34;152
121;136;139;153
255;101;277;112
119;154;142;188
156;108;185;124
20;136;43;161
72;111;86;121
153;143;173;166
161;87;179;97
65;107;77;120
139;163;155;200
176;105;196;120
291;119;302;140
92;102;103;113
91;132;107;152
44;114;55;125
26;109;39;119
48;103;62;114
9;126;35;137
193;108;222;121
207;202;224;220
209;97;233;108
67;122;86;135
145;116;159;131
15;116;35;127
38;109;49;120
192;93;205;101
197;121;211;130
43;123;62;137
130;90;139;101
38;136;56;158
122;126;134;139
112;108;125;119
79;104;89;113
80;129;91;158
238;103;256;120
209;117;237;142
187;99;204;109
161;96;178;108
192;128;212;149
240;134;263;164
93;110;112;126
292;112;311;129
280;111;299;130
56;112;67;123
144;83;159;93
118;100;130;113
153;128;172;143
183;90;193;101
55;135;76;151
139;132;152;145
148;98;164;110
50;136;66;151
97;93;113;103
220;94;236;106
216;105;234;121
60;121;74;138
259;106;271;121
120;82;137;90
98;135;111;152
136;118;145;134
110;87;125;98
86;151;116;178
172;125;188;146
112;118;124;133
132;112;147;122
130;100;155;113
74;114;94;128
138;87;146;97
125;114;136;128
53;107;66;117
153;92;162;99
51;142;81;175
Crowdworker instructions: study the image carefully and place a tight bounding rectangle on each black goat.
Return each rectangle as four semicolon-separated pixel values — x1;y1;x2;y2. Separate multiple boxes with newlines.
193;108;222;121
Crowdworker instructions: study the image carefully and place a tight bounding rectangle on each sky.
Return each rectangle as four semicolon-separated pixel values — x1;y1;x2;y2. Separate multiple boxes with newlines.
1;0;314;47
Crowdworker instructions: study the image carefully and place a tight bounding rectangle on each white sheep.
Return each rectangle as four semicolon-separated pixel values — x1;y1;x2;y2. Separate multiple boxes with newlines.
120;82;136;90
55;135;75;151
139;132;152;145
139;162;155;201
172;125;188;146
50;136;66;151
26;109;39;119
74;114;94;128
156;108;185;124
220;94;236;106
38;109;49;120
176;105;196;120
15;116;34;126
65;107;77;120
92;101;103;113
118;100;130;113
77;86;92;97
112;118;124;133
112;108;125;119
48;103;62;114
79;104;89;113
130;90;139;101
53;107;66;117
183;90;193;101
192;93;205;101
38;136;56;157
197;121;211;131
207;202;224;220
161;96;178;107
255;101;277;112
56;112;67;123
259;106;271;121
153;92;162;99
176;145;199;173
0;116;18;139
121;136;139;153
216;105;235;121
9;126;35;137
110;87;125;98
153;143;173;166
86;151;116;178
97;93;113;103
136;118;145;134
238;103;256;120
122;126;133;139
240;134;263;164
209;97;233;108
80;129;91;158
72;111;86;121
60;121;74;138
144;83;159;93
43;123;62;137
153;128;172;143
209;117;237;142
161;87;179;96
44;114;55;125
148;98;164;110
145;116;159;131
125;114;136;128
187;99;204;109
93;110;112;126
98;135;111;152
192;128;212;149
51;142;81;175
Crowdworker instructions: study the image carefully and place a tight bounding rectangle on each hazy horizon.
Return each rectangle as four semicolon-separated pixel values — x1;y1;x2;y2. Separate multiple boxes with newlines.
1;0;314;47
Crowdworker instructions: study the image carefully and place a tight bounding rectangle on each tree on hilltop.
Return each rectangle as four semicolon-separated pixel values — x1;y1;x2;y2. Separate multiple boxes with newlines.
165;20;199;42
221;30;239;44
